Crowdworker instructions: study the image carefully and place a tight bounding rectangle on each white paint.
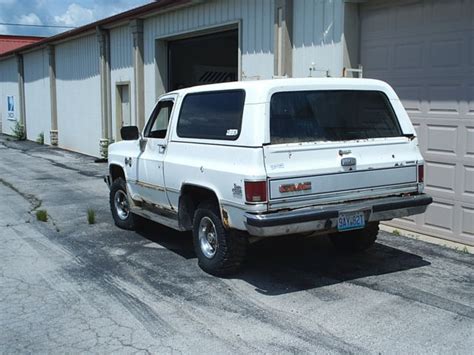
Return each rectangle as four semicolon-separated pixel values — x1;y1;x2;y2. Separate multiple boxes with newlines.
292;0;345;78
55;34;101;157
109;77;424;232
0;57;19;135
24;49;51;145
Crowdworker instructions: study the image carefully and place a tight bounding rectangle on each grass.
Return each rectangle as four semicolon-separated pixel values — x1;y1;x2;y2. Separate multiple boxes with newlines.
87;208;96;225
36;209;48;222
392;229;401;236
36;132;44;145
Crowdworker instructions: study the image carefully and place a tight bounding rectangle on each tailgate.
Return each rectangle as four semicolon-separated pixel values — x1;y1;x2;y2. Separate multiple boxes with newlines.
264;139;420;208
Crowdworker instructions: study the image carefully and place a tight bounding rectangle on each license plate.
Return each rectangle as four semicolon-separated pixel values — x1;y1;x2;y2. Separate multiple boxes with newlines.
337;211;365;231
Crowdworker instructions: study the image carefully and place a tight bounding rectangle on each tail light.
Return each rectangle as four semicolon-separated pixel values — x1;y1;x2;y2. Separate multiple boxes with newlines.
418;164;424;183
245;181;267;203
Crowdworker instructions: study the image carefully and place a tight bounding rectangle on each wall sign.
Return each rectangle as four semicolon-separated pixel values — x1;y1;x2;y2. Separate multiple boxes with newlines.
7;95;16;120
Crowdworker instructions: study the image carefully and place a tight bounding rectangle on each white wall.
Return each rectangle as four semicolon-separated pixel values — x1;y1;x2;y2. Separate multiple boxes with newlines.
24;48;51;144
292;0;345;78
143;0;275;116
0;57;19;135
55;34;101;157
110;25;134;142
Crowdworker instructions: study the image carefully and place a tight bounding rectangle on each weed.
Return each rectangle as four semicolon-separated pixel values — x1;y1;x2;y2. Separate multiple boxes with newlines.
36;209;48;222
392;229;401;236
462;246;469;254
36;132;44;145
87;208;96;225
11;121;26;140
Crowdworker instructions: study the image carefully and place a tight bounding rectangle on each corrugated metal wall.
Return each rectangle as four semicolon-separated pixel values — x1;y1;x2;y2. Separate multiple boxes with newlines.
0;57;19;135
24;48;51;145
110;25;134;142
55;34;101;157
292;0;344;78
143;0;275;115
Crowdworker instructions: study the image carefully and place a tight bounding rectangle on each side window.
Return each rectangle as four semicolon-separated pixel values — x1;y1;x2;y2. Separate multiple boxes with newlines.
176;90;245;140
144;100;174;139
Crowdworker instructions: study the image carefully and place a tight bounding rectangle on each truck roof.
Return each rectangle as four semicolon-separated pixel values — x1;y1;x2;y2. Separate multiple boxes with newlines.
167;78;398;104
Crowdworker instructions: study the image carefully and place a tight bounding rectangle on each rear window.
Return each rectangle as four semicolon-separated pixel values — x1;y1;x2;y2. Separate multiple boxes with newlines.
270;90;402;144
177;90;245;140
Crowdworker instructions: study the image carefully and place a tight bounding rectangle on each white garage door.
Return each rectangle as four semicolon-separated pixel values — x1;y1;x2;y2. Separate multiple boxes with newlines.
360;0;474;245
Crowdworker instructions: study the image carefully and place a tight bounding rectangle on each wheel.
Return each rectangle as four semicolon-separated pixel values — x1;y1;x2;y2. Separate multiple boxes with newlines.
109;177;141;230
329;222;379;252
193;201;248;276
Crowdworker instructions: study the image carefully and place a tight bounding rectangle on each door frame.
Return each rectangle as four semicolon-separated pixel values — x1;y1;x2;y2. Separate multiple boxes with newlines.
115;81;131;141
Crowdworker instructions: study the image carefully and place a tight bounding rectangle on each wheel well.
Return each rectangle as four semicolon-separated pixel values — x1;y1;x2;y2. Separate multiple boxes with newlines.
110;164;125;182
179;185;219;230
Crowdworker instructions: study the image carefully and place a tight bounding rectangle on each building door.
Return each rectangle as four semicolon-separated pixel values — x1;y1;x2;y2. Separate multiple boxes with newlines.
360;0;474;245
167;29;238;91
116;84;131;141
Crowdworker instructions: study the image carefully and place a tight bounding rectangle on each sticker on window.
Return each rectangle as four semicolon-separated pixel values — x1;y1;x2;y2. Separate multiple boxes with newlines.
226;129;238;136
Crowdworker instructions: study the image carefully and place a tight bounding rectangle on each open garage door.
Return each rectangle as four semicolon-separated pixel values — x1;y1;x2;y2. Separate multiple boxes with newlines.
168;29;238;91
360;0;474;245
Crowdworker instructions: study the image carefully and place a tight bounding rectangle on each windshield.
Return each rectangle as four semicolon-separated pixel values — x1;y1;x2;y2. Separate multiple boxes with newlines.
270;90;402;144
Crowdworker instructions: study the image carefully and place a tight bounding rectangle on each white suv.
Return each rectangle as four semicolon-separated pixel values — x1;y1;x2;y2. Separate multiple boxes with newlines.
106;78;432;275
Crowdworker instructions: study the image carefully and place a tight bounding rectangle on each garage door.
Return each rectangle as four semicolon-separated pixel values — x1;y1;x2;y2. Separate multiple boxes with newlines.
360;0;474;245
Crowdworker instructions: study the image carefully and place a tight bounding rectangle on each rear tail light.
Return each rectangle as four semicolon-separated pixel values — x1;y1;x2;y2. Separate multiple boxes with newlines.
245;181;267;203
418;164;424;183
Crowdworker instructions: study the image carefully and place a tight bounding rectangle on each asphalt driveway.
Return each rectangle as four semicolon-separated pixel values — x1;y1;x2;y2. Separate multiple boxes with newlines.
0;135;473;354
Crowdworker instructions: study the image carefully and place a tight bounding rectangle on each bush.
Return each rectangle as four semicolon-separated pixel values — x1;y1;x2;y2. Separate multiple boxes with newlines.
36;209;48;222
11;121;26;141
36;132;44;145
87;208;96;225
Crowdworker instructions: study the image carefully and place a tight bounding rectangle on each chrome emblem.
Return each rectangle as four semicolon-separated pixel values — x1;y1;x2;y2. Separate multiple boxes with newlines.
341;157;356;166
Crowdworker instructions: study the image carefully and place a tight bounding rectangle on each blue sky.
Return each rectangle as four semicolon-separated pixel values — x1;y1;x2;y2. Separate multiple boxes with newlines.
0;0;153;37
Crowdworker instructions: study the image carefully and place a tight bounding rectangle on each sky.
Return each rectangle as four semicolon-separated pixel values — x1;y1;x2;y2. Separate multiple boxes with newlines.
0;0;153;37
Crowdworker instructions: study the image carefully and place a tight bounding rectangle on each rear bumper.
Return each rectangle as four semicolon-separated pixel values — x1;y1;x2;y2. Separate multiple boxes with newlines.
244;194;432;237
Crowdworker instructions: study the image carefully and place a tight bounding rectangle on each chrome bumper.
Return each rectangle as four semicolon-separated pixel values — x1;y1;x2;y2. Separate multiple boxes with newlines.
244;194;432;237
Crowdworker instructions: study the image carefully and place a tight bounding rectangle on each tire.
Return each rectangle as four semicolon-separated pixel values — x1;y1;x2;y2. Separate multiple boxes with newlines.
109;177;141;230
193;201;248;276
329;222;379;252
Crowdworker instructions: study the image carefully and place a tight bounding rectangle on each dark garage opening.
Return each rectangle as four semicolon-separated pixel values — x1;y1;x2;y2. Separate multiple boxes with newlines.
168;29;238;91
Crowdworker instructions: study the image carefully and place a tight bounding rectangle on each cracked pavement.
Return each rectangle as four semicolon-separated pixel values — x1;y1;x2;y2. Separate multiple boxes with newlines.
0;135;473;354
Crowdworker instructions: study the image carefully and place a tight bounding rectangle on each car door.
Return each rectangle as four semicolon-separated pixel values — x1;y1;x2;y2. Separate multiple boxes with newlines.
135;95;176;209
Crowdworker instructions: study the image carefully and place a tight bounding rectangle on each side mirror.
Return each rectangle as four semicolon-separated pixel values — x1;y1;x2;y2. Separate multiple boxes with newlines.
121;126;139;141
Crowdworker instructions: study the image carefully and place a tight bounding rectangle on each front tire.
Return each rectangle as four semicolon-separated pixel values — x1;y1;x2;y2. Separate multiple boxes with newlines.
329;222;379;252
109;177;140;230
193;201;248;276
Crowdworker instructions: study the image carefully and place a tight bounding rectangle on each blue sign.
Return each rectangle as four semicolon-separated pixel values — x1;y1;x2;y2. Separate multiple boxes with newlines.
7;95;15;120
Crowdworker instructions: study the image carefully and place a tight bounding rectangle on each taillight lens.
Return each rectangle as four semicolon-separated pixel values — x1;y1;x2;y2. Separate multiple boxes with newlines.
245;181;267;203
418;164;424;183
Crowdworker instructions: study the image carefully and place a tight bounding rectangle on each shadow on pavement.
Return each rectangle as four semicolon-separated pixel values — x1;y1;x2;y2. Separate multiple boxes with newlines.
136;220;430;296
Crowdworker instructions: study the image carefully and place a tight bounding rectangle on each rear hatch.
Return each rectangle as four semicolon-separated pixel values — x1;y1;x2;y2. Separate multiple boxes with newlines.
264;90;420;210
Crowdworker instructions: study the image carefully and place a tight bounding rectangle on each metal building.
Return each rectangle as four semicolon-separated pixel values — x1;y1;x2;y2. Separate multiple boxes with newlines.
0;0;472;245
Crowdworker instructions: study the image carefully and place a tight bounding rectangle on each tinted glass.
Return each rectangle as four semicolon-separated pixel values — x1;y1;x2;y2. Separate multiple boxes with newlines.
177;90;245;140
145;100;174;139
270;90;402;144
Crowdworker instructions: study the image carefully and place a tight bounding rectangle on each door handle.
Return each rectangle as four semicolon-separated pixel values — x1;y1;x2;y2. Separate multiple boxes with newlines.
158;144;166;154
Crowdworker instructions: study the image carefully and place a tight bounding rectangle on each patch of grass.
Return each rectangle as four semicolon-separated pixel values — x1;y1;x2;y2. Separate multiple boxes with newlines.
36;209;48;222
87;208;96;225
462;246;469;254
392;229;401;236
11;121;26;141
36;132;44;145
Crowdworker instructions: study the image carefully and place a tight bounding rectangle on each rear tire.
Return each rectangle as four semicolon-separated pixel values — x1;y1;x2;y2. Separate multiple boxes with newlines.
109;177;141;230
193;201;248;276
329;222;379;252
